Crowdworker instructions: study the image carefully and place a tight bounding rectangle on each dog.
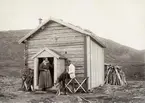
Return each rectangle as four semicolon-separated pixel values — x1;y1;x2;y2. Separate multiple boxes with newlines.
22;75;34;91
21;69;34;92
49;82;61;95
54;82;61;95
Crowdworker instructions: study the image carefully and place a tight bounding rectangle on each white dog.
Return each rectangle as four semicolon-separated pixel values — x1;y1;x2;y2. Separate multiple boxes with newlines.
49;82;61;95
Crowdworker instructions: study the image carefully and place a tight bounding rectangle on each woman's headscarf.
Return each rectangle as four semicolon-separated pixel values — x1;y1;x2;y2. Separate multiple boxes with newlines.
43;58;49;65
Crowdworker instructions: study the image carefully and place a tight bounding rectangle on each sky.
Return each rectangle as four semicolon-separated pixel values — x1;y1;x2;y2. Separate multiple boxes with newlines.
0;0;145;50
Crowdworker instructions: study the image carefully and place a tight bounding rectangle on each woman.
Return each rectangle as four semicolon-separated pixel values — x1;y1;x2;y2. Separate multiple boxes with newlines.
38;58;53;91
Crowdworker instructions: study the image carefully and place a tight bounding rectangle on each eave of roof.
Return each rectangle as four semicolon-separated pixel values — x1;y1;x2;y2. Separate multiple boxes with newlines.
31;47;66;59
18;17;106;48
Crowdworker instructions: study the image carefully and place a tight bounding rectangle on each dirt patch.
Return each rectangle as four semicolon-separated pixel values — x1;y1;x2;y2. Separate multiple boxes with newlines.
0;76;145;103
29;95;88;103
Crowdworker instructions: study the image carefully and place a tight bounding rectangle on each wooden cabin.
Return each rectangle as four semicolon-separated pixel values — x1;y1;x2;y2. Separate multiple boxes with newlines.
19;17;106;90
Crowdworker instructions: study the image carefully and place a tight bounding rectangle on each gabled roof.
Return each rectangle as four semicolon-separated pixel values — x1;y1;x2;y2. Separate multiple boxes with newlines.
32;47;65;59
18;17;105;48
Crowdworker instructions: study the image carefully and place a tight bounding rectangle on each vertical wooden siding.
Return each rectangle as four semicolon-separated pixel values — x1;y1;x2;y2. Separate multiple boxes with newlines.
26;21;85;77
57;59;65;78
90;39;104;88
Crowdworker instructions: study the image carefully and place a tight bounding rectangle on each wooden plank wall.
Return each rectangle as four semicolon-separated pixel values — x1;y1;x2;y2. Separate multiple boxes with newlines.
25;21;85;77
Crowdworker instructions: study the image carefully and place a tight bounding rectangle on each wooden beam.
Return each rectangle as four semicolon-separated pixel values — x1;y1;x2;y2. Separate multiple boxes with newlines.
34;58;39;89
84;36;87;90
54;57;57;84
115;68;124;86
86;36;91;89
24;42;28;68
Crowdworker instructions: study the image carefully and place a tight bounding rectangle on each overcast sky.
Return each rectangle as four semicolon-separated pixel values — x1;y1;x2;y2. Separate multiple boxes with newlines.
0;0;145;50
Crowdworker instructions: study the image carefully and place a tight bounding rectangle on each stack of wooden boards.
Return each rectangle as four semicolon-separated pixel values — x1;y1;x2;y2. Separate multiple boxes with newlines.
104;65;127;86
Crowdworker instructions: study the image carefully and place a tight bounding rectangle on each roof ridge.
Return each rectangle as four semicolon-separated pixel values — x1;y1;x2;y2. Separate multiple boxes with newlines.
18;17;105;48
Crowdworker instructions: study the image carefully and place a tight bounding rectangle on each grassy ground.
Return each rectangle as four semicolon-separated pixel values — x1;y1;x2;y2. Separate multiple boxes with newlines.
0;75;145;103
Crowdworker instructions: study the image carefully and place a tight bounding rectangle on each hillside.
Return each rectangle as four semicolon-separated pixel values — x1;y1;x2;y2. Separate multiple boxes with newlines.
0;30;144;79
99;37;145;80
99;37;144;65
0;30;30;77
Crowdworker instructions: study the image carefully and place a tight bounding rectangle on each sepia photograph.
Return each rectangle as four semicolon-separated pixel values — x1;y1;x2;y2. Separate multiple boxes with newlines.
0;0;145;102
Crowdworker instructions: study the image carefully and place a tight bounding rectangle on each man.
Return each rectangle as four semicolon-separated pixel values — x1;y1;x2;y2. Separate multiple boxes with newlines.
57;60;75;94
66;60;75;79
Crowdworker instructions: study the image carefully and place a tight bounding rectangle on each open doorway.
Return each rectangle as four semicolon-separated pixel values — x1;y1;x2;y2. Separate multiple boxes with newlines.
38;57;54;86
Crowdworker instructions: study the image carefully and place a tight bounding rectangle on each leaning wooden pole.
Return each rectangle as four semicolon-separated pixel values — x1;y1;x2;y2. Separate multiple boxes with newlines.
104;69;111;84
115;67;124;86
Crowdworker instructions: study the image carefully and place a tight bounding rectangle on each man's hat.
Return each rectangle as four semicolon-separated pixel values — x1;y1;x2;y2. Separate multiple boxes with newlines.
67;59;71;63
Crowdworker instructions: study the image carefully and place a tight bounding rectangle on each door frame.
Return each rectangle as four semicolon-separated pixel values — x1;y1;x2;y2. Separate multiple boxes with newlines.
33;57;57;89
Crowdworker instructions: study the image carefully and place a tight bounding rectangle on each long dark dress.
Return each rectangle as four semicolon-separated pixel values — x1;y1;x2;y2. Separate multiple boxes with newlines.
38;62;52;89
